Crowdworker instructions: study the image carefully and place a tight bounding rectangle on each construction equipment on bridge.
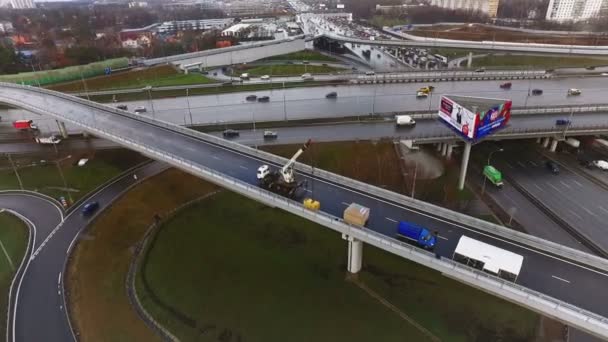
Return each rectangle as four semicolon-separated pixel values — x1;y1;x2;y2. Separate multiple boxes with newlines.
303;198;320;211
417;85;435;94
256;139;311;198
343;203;370;227
483;165;504;188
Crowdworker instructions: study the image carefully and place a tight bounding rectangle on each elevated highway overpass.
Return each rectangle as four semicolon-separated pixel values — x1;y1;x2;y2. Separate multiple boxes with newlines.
2;83;608;338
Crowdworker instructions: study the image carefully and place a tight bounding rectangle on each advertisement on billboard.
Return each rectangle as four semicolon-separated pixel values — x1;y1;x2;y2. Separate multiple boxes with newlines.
438;96;511;141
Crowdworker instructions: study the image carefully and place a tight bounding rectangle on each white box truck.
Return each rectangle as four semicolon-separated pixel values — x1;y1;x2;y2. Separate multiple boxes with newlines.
395;115;416;127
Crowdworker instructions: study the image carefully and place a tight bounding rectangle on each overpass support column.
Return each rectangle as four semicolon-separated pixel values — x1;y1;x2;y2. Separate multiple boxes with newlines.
550;139;559;152
542;137;550;148
467;52;473;68
536;137;541;144
441;143;448;157
56;120;68;139
436;143;442;152
457;142;472;191
446;144;454;160
343;234;363;274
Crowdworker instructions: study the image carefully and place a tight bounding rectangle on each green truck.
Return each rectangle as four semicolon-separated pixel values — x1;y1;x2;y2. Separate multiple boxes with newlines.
483;165;504;188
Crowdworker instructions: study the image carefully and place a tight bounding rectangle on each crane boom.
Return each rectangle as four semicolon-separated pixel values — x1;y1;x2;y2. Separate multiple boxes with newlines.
281;139;312;174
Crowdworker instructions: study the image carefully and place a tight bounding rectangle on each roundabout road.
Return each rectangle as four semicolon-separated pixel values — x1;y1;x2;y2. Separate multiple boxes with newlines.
3;161;167;342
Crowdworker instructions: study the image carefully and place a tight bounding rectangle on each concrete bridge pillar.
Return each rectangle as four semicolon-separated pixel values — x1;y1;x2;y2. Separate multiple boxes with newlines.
82;131;89;139
56;120;68;139
436;143;442;152
441;142;448;157
446;144;454;160
550;139;559;152
467;52;473;68
536;137;541;144
542;137;550;148
343;234;363;274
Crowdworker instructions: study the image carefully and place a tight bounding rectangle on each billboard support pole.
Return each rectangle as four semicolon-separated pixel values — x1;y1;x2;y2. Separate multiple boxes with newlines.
458;142;472;191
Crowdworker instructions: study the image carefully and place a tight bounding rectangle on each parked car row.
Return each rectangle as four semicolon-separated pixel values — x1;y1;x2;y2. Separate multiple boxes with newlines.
222;129;279;140
244;92;338;102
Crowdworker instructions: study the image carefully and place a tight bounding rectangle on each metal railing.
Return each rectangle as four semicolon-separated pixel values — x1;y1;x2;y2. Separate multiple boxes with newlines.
2;83;608;338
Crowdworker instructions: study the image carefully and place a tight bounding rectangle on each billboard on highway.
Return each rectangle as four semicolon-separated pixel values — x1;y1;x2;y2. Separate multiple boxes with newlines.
438;95;511;142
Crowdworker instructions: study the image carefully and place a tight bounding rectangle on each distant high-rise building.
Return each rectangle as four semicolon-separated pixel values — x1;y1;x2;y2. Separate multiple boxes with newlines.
545;0;605;21
429;0;500;17
1;0;36;9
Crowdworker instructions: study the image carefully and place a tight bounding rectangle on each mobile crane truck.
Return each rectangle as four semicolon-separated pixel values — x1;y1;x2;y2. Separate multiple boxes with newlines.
257;139;311;198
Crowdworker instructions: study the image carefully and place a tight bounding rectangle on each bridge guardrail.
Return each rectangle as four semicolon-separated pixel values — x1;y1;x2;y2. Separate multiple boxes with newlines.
6;81;608;275
3;83;608;338
8;90;608;339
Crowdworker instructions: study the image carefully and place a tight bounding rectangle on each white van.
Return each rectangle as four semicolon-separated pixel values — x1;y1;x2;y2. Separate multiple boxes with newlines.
395;115;416;127
301;73;314;80
240;73;250;80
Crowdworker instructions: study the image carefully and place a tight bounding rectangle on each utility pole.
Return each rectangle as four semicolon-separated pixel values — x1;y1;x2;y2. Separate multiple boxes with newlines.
186;88;193;125
411;161;417;198
7;154;23;190
55;159;73;203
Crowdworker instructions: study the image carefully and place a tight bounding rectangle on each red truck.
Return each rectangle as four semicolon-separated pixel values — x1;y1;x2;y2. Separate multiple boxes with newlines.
13;120;37;130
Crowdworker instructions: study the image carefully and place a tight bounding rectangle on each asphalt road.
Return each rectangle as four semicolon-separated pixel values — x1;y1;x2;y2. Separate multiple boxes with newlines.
4;86;608;323
5;161;168;342
493;145;608;255
2;76;608;132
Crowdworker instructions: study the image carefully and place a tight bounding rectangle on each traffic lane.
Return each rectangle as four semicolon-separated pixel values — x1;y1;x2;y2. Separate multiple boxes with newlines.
496;155;608;250
13;90;608;315
466;165;588;252
0;194;63;247
15;161;167;342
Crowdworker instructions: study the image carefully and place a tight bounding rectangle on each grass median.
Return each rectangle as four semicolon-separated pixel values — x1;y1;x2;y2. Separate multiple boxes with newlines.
238;64;344;77
66;168;218;341
473;55;608;68
48;65;215;93
262;50;338;62
0;149;148;203
0;213;28;339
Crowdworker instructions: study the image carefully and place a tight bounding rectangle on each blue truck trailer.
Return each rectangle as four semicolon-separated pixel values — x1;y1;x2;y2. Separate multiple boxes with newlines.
396;221;437;250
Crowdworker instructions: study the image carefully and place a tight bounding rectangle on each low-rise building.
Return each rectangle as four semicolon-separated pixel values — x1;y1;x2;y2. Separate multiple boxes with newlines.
429;0;500;17
0;21;14;34
545;0;605;21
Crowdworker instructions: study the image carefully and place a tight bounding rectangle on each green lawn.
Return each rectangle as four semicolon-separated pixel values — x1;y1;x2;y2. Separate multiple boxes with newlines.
241;64;344;77
473;55;608;68
263;50;337;62
48;65;215;93
138;191;538;342
0;213;28;339
0;150;147;203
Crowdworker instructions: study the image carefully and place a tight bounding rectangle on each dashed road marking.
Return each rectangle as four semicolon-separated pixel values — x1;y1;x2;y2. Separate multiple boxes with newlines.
212;156;221;160
529;161;537;167
517;161;526;168
551;275;571;284
239;165;248;170
547;182;562;193
437;235;449;241
341;202;349;206
505;162;514;169
573;180;583;187
568;209;582;220
385;217;397;223
599;206;608;215
57;272;61;285
583;207;597;217
560;181;571;189
533;184;543;192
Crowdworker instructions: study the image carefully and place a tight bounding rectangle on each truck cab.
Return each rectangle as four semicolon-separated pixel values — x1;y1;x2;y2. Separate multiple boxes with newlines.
397;221;436;250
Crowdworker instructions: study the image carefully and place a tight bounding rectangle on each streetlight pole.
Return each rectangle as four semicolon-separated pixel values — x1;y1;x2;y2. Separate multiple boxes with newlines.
283;82;287;121
146;86;156;118
185;88;193;125
56;159;73;203
7;154;23;190
81;73;90;101
411;161;417;198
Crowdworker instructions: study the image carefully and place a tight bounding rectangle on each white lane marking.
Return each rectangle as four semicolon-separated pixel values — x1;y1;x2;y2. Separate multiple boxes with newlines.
599;206;608;215
239;165;248;170
505;162;514;169
385;217;397;223
533;184;543;192
177;123;608;278
341;202;350;206
551;275;571;284
547;182;562;193
568;209;582;220
304;189;313;193
57;272;62;285
437;235;449;241
573;180;583;187
529;161;537;167
560;181;571;189
583;207;597;217
212;156;221;160
516;161;526;168
31;222;64;260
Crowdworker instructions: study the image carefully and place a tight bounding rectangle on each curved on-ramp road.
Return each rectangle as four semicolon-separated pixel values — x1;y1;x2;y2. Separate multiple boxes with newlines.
3;161;168;342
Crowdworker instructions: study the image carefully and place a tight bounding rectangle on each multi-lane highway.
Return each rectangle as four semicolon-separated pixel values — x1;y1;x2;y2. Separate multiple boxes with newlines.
4;161;168;342
2;85;608;334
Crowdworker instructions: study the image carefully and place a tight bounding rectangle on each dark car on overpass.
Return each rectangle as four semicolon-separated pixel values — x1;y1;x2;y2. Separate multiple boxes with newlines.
82;201;99;216
222;129;240;138
545;161;560;174
257;96;270;102
532;89;543;96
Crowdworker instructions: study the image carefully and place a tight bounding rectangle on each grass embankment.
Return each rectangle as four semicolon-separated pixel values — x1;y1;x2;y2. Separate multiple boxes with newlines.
138;191;434;342
0;213;27;339
263;50;337;62
0;149;147;203
66;168;218;341
473;55;608;68
48;65;215;93
137;141;538;341
139;189;538;341
239;64;343;77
